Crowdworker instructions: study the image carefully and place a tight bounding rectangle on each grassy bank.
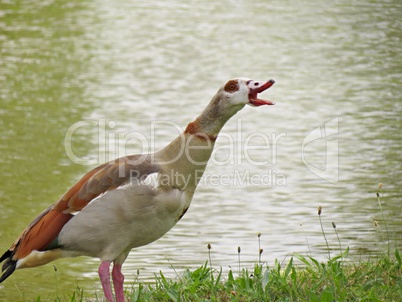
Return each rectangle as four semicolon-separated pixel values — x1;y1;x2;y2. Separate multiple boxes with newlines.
139;252;400;302
58;249;402;302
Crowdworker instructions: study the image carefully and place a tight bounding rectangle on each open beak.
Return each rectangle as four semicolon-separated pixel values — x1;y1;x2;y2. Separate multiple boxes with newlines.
247;79;275;106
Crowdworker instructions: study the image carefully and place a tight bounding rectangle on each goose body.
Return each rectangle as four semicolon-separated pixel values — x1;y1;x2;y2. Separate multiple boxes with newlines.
0;78;275;302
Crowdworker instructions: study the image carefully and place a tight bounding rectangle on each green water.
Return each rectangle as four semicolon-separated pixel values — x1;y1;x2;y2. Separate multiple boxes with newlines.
1;0;401;300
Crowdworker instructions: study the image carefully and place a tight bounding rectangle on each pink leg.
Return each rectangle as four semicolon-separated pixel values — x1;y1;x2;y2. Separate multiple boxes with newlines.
112;263;125;302
98;261;115;302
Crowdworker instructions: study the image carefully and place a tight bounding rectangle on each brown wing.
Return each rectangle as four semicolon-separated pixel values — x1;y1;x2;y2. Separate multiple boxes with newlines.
7;154;159;261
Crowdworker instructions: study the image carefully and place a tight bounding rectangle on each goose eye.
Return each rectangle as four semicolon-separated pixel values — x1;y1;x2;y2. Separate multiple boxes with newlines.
224;80;239;93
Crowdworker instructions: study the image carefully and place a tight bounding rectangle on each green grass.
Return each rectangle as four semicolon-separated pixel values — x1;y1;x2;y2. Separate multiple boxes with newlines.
129;250;402;302
40;249;401;302
34;184;402;301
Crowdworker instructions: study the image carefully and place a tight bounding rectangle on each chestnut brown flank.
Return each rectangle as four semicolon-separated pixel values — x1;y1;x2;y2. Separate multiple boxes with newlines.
14;210;72;259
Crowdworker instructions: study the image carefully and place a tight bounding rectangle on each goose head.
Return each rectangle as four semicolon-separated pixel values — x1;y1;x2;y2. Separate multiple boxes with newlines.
206;78;275;120
186;77;276;138
220;77;275;108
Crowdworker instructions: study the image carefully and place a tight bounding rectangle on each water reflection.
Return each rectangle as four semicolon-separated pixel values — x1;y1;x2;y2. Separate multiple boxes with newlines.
0;0;401;300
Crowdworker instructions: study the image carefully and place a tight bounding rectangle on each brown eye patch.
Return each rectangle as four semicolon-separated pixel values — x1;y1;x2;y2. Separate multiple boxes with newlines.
224;80;239;93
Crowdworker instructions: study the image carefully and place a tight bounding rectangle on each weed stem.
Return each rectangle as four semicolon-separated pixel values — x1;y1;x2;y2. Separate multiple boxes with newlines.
318;206;331;260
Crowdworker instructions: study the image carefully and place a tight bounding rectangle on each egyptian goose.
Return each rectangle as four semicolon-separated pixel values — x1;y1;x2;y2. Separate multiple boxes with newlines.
0;78;275;302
